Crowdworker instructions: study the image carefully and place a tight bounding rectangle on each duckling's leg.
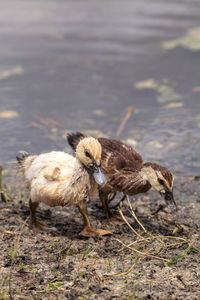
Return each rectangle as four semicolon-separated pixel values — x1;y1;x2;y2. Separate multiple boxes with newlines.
29;199;40;228
78;200;112;237
29;199;57;232
99;190;122;224
99;192;132;225
99;190;112;220
95;192;116;209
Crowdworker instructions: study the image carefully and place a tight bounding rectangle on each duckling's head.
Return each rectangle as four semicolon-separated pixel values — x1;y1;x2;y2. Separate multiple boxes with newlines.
75;137;106;185
140;162;177;212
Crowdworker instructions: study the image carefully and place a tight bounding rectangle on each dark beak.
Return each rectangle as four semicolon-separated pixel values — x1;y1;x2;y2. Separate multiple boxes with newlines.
164;190;177;213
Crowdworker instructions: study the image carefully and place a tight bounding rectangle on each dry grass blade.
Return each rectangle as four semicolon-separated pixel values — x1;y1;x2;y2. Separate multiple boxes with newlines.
118;208;147;242
117;197;193;268
126;196;165;245
32;113;60;128
181;175;200;184
16;217;29;227
165;241;187;249
126;195;147;233
118;238;150;253
155;235;187;242
114;238;170;262
3;231;17;235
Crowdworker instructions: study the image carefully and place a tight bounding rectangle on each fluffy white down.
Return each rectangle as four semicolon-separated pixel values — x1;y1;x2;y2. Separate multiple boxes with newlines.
23;151;93;207
24;152;75;182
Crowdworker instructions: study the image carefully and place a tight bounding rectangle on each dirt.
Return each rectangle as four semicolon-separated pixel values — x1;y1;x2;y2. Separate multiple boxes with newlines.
0;168;200;300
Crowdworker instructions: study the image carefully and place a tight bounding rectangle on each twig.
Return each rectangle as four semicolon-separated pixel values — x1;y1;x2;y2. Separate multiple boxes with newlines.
3;231;17;235
118;238;150;253
32;113;60;128
165;241;187;249
118;208;147;241
126;196;147;233
118;197;190;263
116;106;134;137
157;235;187;242
16;217;29;227
126;196;165;245
181;175;200;184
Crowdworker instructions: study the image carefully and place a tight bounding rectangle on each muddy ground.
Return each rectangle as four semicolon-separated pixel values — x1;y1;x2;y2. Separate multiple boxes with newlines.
0;167;200;300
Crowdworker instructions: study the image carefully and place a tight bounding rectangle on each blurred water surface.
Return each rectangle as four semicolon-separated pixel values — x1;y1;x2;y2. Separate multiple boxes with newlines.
0;0;200;175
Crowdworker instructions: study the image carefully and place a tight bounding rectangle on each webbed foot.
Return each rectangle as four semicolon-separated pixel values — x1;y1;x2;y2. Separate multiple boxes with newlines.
109;215;134;225
31;221;57;233
80;226;113;237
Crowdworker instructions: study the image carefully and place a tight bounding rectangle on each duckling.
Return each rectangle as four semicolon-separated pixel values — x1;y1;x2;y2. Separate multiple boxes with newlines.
16;137;112;237
67;132;177;221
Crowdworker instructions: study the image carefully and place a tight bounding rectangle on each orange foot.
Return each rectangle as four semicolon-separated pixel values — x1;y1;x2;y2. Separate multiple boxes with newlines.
80;226;113;237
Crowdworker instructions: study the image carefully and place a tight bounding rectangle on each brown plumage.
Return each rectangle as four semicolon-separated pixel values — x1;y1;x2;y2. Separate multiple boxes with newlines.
67;132;177;220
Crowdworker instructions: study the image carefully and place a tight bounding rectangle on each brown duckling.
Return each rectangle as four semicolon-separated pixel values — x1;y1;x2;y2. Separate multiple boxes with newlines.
16;136;112;237
67;132;177;221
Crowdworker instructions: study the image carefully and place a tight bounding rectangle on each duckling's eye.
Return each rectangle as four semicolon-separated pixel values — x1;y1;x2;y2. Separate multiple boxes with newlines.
85;150;91;159
158;178;165;185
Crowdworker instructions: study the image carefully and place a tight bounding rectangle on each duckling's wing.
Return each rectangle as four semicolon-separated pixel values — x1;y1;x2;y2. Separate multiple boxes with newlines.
107;169;148;194
43;167;61;181
67;133;143;172
25;151;75;184
98;138;143;172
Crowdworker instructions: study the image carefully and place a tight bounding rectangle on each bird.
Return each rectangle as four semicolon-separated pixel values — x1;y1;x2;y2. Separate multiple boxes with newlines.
16;136;112;237
67;132;177;222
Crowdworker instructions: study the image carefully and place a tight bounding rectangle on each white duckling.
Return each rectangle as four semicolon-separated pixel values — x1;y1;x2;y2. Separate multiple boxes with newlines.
17;137;111;237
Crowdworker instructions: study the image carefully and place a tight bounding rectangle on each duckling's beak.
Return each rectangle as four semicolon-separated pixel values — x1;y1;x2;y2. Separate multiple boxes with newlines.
164;190;177;213
93;165;107;185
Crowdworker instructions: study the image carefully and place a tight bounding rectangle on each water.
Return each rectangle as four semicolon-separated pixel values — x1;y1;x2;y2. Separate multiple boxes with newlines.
0;0;200;176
